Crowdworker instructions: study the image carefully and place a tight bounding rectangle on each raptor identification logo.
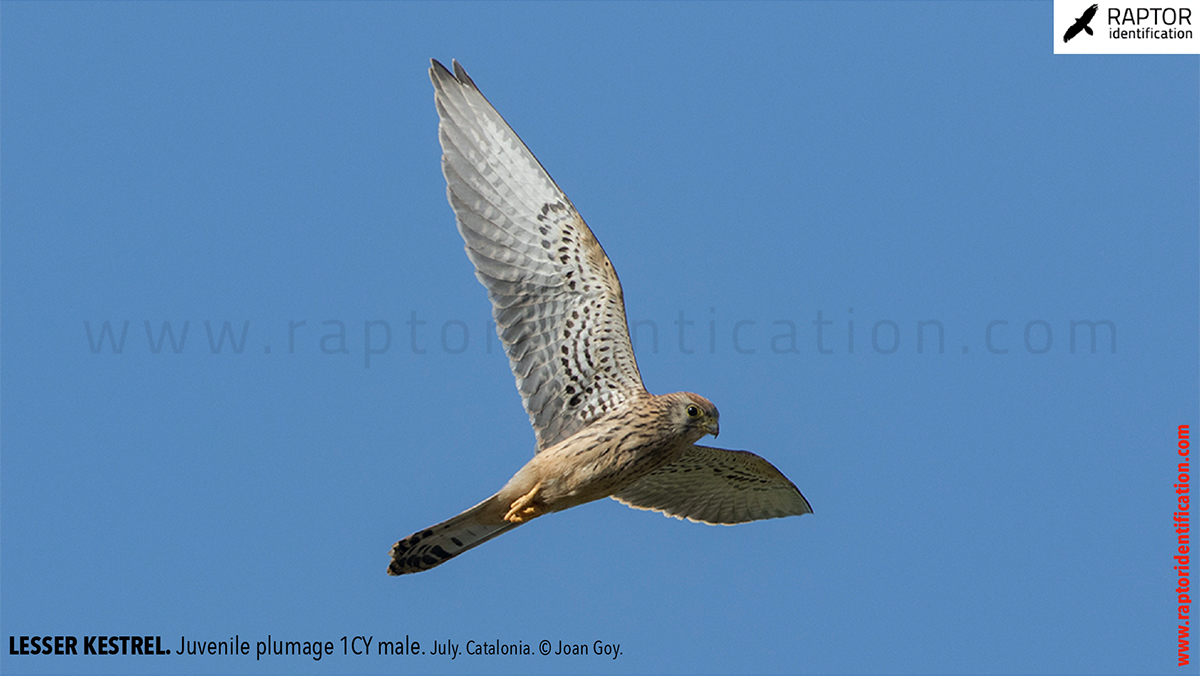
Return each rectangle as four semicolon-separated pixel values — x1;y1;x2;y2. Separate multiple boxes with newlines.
1054;0;1200;52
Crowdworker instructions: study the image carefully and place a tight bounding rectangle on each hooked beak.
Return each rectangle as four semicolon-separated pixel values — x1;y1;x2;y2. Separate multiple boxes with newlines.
704;419;720;437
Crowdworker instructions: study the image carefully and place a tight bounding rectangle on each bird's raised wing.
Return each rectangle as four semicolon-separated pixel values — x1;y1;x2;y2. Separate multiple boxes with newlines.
430;60;647;451
613;445;813;524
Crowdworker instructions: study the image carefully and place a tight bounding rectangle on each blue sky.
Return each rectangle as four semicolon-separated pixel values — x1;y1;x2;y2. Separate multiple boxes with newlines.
2;2;1196;674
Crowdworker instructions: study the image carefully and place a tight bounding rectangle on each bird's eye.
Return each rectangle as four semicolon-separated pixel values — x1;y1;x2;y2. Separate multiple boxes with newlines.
686;405;701;418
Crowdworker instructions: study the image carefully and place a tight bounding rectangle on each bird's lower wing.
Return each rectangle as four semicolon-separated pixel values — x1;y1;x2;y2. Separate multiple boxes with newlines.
612;445;812;525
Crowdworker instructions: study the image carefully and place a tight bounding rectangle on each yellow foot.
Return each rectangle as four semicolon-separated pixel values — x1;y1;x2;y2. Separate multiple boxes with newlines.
504;481;544;523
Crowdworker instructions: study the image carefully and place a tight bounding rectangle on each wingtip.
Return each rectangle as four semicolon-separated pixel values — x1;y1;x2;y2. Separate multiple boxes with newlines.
429;58;479;92
798;493;814;516
451;59;478;90
429;58;453;87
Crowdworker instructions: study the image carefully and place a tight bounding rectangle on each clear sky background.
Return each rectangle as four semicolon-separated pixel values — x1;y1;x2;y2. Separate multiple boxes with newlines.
2;2;1197;675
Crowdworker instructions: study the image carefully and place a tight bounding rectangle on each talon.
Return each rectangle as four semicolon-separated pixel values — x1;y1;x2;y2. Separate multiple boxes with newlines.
504;481;544;523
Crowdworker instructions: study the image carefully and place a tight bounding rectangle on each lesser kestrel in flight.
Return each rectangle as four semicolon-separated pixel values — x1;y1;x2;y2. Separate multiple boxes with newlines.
388;60;812;575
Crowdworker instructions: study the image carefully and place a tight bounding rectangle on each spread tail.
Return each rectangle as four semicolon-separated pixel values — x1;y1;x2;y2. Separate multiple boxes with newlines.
388;494;519;575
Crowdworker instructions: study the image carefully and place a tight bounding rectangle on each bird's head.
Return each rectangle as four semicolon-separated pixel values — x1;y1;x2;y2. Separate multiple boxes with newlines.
671;392;720;442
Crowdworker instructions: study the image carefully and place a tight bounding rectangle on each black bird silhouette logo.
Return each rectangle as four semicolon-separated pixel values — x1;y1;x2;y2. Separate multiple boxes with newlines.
1063;4;1099;42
